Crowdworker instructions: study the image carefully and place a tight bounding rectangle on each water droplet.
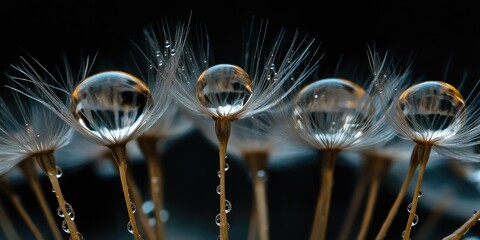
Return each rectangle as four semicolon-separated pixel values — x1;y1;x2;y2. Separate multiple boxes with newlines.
293;78;374;143
196;64;253;117
401;230;405;237
62;220;70;233
156;50;160;57
216;185;221;194
225;200;232;213
69;232;84;240
217;171;221;178
130;202;136;213
52;188;55;193
170;48;176;56
398;81;465;141
56;166;63;178
160;209;169;222
224;163;229;171
71;71;152;142
57;203;75;219
407;203;413;213
418;189;422;197
257;170;267;179
165;40;171;48
412;214;419;226
127;221;133;234
215;214;221;226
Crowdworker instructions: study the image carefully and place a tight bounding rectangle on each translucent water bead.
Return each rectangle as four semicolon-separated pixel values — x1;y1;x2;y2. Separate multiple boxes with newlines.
196;64;253;118
398;81;465;141
71;71;152;141
293;78;374;146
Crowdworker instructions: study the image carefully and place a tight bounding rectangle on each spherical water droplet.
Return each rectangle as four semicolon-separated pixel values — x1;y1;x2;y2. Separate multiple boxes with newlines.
412;214;419;226
62;220;70;233
401;230;405;237
160;209;169;222
196;64;253;117
215;213;221;226
418;189;422;197
398;81;465;141
165;40;171;48
130;202;136;213
293;79;374;144
56;166;63;178
71;71;152;142
57;203;75;220
52;188;55;193
225;200;232;213
224;163;229;171
69;232;84;240
127;221;134;234
217;171;221;177
407;203;413;213
216;185;221;194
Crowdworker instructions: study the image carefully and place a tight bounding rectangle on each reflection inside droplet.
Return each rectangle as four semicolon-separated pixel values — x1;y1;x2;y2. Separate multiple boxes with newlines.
398;81;465;141
196;64;253;117
71;71;152;142
293;78;374;145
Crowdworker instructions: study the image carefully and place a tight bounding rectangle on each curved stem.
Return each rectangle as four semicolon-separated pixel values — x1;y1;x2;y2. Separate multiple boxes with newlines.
402;143;432;240
0;197;21;240
19;160;63;240
338;158;371;240
442;209;480;240
215;118;231;240
357;158;390;240
35;153;80;240
109;144;141;240
375;143;422;240
310;149;337;240
126;166;157;240
245;152;269;240
0;180;44;240
137;136;165;240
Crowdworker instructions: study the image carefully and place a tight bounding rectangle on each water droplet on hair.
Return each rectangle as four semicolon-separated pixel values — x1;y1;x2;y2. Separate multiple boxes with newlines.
407;203;413;213
225;200;232;213
62;220;70;233
196;64;253;117
130;202;136;213
215;214;221;226
127;221;133;234
216;185;221;194
412;214;419;226
56;166;63;178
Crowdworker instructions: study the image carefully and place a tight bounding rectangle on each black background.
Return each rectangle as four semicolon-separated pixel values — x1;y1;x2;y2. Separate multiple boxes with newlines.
0;0;479;240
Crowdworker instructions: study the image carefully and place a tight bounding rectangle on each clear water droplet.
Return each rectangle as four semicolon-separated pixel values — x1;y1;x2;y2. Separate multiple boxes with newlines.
165;40;171;48
71;71;152;142
217;171;221;178
69;232;84;240
127;221;134;234
62;220;70;233
52;188;55;193
398;81;465;140
293;78;374;143
130;202;136;213
216;185;221;194
56;166;63;178
196;64;253;117
407;203;413;213
412;214;419;226
57;203;75;220
215;213;221;226
224;163;229;171
225;200;232;213
418;189;422;197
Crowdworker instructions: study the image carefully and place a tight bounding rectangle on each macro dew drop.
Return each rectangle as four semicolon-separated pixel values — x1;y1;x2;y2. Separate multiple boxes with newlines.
71;71;152;141
293;78;374;143
196;64;253;118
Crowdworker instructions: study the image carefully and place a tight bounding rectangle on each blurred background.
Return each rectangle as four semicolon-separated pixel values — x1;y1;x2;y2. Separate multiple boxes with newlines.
0;0;479;239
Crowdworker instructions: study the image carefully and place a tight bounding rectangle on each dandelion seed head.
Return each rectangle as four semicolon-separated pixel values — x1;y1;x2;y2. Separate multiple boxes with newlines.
71;71;152;143
396;80;465;143
293;78;375;149
196;64;253;119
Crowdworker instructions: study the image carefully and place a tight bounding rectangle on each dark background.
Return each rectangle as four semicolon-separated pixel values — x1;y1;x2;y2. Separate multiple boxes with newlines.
0;1;479;240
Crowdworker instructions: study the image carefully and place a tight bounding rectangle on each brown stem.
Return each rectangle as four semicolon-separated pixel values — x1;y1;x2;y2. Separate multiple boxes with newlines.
35;152;80;240
0;180;44;240
337;158;371;240
19;160;63;240
244;151;270;240
413;189;451;240
109;144;141;240
375;143;422;240
357;157;391;240
215;118;231;240
0;197;21;240
402;143;432;240
137;136;165;240
310;149;337;240
247;198;259;240
125;165;157;240
442;210;480;240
